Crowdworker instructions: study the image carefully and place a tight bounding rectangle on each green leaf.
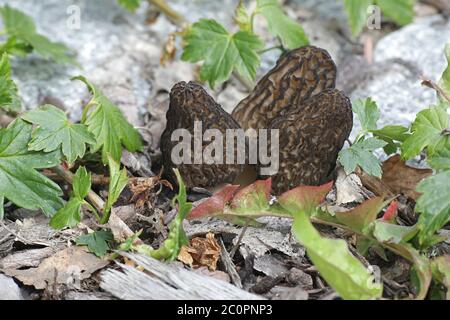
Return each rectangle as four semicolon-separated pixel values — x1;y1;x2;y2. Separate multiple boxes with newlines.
73;166;91;199
187;184;263;226
438;44;450;102
49;197;83;230
339;137;387;177
372;125;410;155
73;76;143;164
25;34;77;65
118;0;141;11
371;125;410;142
401;107;450;160
0;36;33;57
135;168;193;261
353;97;380;133
22;105;96;164
0;196;4;220
431;255;450;300
343;0;373;36
404;244;432;300
0;53;11;77
415;171;450;245
427;156;450;171
231;179;272;215
76;230;114;257
181;19;263;88
256;0;309;49
292;210;383;300
102;156;128;221
235;0;252;32
49;167;92;230
277;181;333;215
0;53;21;112
188;184;240;219
0;119;63;216
376;0;415;26
373;221;418;244
335;197;386;233
0;6;76;64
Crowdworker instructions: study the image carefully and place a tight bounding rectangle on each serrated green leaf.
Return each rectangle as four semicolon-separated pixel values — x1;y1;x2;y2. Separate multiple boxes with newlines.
292;210;383;300
73;76;143;164
438;44;450;102
76;230;113;257
102;156;128;222
353;97;380;132
427;156;450;171
49;197;83;230
256;0;309;49
0;6;76;64
181;19;263;88
375;0;415;26
372;125;410;155
22;105;96;164
372;124;409;142
235;0;252;32
338;137;387;177
0;6;35;35
0;53;21;112
401;107;450;160
415;171;450;246
118;0;141;11
50;167;92;230
343;0;373;36
0;36;33;57
73;166;91;199
0;119;63;216
0;53;11;77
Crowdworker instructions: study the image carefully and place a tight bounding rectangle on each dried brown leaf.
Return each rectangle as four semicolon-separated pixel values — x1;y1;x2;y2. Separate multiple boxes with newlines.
3;247;109;290
381;155;432;201
177;233;221;271
177;245;194;267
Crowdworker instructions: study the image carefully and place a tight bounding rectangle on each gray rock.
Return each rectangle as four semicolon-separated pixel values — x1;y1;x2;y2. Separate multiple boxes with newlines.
341;15;450;135
270;285;309;300
287;268;313;289
253;254;290;278
0;0;239;123
1;0;349;126
1;0;159;125
0;274;23;300
375;15;450;80
292;0;347;29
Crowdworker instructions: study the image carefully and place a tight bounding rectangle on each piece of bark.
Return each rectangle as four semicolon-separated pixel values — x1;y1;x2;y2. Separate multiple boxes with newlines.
100;252;264;300
381;155;432;201
218;238;243;289
0;247;57;270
